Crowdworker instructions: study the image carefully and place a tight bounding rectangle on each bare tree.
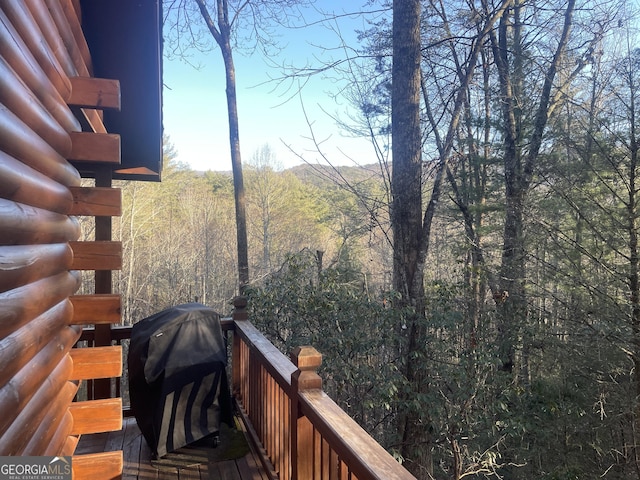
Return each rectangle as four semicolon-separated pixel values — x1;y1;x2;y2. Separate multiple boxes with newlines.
486;0;613;379
163;0;315;293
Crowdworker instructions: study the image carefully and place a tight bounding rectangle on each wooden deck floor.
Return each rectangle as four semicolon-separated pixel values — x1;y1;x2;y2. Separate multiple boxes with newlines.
76;416;270;480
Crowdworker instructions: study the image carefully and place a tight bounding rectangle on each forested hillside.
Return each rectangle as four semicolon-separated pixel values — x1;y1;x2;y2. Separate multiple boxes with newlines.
89;0;640;477
95;151;392;322
97;128;635;478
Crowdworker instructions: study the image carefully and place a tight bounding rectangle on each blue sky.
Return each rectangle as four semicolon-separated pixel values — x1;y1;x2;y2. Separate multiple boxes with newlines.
161;2;386;171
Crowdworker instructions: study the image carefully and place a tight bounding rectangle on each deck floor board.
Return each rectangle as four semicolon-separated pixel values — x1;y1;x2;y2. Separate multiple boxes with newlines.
76;417;270;480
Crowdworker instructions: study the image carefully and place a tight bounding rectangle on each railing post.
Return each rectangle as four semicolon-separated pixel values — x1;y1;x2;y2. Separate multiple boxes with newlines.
93;166;115;400
291;346;322;480
232;296;248;321
232;296;248;400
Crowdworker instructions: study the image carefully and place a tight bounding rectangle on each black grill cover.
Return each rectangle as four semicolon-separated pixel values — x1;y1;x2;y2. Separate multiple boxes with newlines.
128;303;233;457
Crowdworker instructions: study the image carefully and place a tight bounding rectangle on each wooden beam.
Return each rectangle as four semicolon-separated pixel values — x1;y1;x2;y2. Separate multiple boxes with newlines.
69;294;121;325
60;432;79;457
113;166;161;179
69;187;121;216
69;398;122;435
68;77;120;110
72;451;123;480
91;172;114;400
69;346;122;380
75;107;107;134
69;241;122;270
68;132;120;163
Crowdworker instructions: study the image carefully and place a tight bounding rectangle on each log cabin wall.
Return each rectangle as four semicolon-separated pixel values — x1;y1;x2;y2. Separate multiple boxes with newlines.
0;1;131;477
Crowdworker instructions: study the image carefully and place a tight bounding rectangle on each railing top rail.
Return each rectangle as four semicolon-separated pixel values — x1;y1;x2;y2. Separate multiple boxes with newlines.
299;389;416;480
233;319;296;392
78;318;235;343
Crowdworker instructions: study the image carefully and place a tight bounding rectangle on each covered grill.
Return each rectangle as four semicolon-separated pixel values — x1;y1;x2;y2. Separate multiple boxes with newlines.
128;303;233;458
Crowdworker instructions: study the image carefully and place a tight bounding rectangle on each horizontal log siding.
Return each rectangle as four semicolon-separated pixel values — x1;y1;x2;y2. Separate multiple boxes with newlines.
0;8;81;133
0;327;79;435
0;359;78;455
0;152;75;213
0;56;72;156
0;199;81;244
0;0;72;100
0;1;122;470
27;0;82;79
21;384;77;455
0;244;74;292
0;105;81;186
0;271;81;339
0;300;73;386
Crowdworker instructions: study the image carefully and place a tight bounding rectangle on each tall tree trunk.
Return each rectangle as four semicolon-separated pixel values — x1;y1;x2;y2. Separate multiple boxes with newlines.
196;0;250;293
391;0;431;476
492;2;525;375
424;0;510;353
490;0;576;375
392;0;423;305
627;61;640;478
392;1;510;474
221;43;250;292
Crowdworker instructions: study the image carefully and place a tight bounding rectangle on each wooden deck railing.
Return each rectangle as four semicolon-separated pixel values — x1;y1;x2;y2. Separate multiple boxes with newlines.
230;298;415;480
75;298;415;480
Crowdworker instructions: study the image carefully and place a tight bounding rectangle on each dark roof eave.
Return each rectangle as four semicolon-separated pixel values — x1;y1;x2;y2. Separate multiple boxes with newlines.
78;0;163;182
